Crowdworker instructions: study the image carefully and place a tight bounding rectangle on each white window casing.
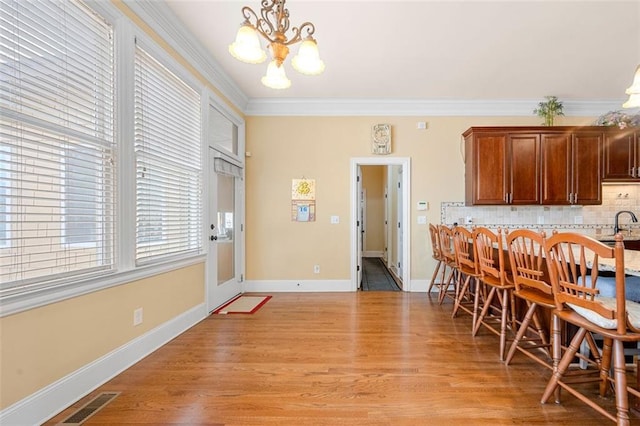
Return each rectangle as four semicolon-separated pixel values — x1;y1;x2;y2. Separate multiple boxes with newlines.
133;43;203;264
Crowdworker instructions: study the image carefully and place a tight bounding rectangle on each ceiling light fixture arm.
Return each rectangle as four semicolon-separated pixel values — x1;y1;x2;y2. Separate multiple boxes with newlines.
241;0;316;47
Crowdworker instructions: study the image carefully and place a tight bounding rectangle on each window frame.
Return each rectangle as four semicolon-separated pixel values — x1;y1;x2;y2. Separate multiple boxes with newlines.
0;147;9;249
132;36;204;265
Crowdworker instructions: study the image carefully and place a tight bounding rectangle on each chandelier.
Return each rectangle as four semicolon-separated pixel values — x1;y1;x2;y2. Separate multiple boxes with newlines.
229;0;325;89
623;64;640;108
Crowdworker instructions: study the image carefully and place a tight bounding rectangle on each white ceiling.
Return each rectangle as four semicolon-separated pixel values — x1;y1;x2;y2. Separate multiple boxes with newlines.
163;0;639;107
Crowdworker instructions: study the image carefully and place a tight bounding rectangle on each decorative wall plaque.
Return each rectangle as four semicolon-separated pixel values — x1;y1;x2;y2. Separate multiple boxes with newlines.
372;124;391;155
291;178;316;222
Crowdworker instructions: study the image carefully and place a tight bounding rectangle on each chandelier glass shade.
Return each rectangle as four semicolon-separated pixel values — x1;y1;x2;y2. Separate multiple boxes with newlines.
261;60;291;89
623;64;640;109
229;24;267;64
228;0;324;89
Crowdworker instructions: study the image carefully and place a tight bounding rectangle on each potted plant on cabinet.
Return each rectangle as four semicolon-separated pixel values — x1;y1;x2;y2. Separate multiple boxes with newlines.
533;96;564;126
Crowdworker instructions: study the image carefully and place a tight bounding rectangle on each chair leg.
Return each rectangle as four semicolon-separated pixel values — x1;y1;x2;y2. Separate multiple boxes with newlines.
451;274;464;317
612;339;631;426
584;332;603;369
451;274;472;318
551;314;562;403
471;278;483;333
541;327;589;404
473;286;496;337
530;308;550;351
499;288;510;362
599;337;613;398
427;260;442;293
505;301;537;365
438;266;456;305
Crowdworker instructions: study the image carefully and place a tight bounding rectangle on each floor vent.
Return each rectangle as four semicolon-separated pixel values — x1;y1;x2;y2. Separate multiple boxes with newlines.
58;392;120;425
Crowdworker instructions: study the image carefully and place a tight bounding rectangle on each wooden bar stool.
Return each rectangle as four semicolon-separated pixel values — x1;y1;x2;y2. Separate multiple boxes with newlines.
472;227;516;361
451;226;482;331
504;229;553;368
542;232;640;425
427;223;445;294
437;224;458;305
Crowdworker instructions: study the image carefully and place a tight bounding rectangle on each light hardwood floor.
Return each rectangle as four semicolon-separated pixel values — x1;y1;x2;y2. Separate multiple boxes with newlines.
45;292;639;425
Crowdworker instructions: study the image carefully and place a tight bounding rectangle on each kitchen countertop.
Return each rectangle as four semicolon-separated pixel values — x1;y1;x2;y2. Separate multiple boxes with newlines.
592;248;640;277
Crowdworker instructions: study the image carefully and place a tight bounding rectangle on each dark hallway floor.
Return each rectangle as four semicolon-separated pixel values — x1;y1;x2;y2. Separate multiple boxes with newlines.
361;257;400;291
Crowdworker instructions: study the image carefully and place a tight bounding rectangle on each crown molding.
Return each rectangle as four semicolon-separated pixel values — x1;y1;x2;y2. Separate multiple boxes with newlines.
122;0;249;111
244;98;626;117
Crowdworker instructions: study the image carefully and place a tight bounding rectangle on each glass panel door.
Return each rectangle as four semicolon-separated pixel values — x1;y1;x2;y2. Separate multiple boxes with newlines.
216;173;235;285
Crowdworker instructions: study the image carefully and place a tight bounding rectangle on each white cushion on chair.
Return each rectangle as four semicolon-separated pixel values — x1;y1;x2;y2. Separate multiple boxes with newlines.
568;297;640;329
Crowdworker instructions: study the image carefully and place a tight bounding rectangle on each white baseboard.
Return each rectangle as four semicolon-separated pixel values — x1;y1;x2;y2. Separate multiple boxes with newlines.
244;279;431;293
243;280;352;292
407;279;430;292
0;303;207;426
362;251;384;258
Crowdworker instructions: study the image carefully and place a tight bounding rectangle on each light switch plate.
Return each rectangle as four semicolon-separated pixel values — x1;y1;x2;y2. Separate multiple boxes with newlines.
331;215;339;224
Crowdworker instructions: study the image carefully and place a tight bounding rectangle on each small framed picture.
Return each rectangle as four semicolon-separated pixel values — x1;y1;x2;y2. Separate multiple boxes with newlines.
372;124;391;155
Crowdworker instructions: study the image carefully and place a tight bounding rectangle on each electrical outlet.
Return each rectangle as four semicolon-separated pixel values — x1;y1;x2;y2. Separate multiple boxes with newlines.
313;265;320;274
133;307;143;326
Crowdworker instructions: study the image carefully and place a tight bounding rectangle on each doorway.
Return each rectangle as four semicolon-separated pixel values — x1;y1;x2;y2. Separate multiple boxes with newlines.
207;149;243;311
350;157;410;292
205;98;245;312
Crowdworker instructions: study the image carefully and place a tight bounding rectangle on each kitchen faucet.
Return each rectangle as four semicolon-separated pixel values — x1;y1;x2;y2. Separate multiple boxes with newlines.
613;210;638;235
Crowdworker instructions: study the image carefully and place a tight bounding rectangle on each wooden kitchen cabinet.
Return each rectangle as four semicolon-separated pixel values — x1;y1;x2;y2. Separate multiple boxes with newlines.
464;128;540;205
464;126;602;206
541;130;602;205
603;128;640;181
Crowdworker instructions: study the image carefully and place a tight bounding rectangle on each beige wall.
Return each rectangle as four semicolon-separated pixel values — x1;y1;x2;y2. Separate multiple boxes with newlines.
245;115;595;284
0;263;204;409
361;166;385;254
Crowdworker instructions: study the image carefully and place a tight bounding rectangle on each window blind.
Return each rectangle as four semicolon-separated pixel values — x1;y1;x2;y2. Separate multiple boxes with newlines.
214;157;242;179
134;45;202;263
0;0;115;291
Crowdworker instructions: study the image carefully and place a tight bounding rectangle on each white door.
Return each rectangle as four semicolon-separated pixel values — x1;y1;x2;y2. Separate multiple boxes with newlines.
396;168;403;279
357;166;363;289
383;186;389;264
208;150;242;311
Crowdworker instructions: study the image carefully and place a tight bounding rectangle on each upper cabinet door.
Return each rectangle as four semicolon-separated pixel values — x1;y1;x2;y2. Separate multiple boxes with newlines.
571;130;603;205
539;131;602;205
466;133;509;205
603;129;639;181
509;133;541;205
464;131;540;205
541;133;572;205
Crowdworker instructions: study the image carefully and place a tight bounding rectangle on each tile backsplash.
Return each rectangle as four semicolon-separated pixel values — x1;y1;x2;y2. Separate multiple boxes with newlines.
441;184;640;237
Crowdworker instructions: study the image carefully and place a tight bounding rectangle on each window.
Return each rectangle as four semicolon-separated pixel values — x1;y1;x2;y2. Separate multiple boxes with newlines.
62;144;109;247
0;147;9;248
209;106;238;156
134;45;202;263
0;0;114;289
